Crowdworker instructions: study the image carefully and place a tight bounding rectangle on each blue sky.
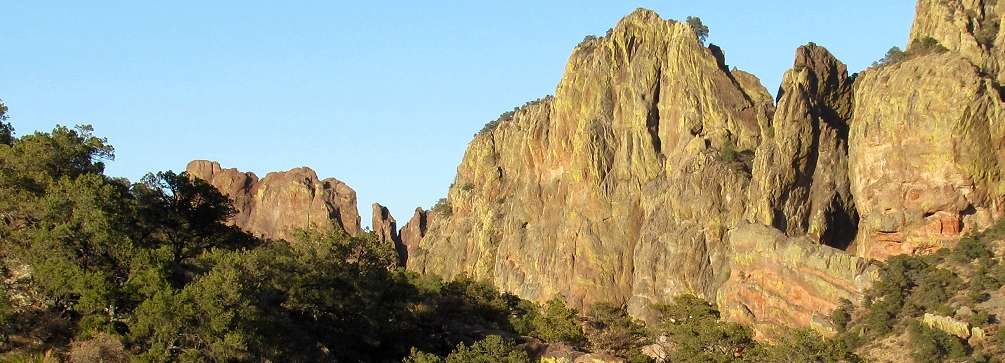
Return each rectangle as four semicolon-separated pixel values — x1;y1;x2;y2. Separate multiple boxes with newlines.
1;1;916;228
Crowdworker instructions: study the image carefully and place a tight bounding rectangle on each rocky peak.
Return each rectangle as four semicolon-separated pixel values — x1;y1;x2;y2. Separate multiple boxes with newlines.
399;207;430;266
745;43;857;250
186;160;362;240
372;203;406;266
909;0;1002;78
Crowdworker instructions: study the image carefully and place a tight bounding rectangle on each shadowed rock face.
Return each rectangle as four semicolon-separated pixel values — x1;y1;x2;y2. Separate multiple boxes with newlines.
372;203;406;266
399;207;431;266
186;160;362;240
745;43;858;251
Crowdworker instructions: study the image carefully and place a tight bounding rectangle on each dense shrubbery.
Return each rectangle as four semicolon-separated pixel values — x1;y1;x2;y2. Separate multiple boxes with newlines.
835;217;1005;362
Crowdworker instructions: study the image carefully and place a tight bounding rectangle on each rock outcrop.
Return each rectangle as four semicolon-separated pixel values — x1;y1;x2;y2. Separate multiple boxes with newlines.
745;44;857;251
372;203;406;266
410;9;769;311
186;160;362;240
399;207;431;266
850;51;1005;259
405;9;873;335
717;223;877;337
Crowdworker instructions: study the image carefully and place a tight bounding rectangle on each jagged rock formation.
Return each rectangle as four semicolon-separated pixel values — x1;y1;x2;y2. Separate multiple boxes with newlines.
399;208;431;265
186;160;362;240
745;44;857;251
403;9;876;335
409;9;768;310
188;0;1005;336
372;203;407;266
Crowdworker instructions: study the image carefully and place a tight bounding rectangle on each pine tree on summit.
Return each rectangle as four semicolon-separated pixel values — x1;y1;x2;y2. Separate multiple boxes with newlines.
687;16;709;43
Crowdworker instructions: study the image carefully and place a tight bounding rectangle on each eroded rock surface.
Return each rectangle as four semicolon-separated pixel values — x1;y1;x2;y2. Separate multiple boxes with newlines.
186;160;362;240
849;51;1005;259
372;203;406;266
745;44;857;251
718;223;877;337
410;9;769;312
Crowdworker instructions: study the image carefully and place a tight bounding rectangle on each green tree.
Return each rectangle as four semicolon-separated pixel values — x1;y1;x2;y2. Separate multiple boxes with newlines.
584;302;648;355
0;100;12;146
445;335;530;363
530;297;586;347
686;16;709;43
653;294;754;363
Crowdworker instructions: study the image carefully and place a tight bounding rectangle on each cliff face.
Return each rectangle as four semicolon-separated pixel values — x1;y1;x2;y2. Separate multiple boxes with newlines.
850;51;1005;259
409;9;766;309
186;160;362;240
745;44;857;251
404;1;1005;334
403;9;876;335
844;0;1005;260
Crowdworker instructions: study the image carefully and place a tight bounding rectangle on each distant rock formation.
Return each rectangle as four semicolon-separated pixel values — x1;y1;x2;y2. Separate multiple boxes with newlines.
399;207;431;266
186;160;362;240
372;203;406;266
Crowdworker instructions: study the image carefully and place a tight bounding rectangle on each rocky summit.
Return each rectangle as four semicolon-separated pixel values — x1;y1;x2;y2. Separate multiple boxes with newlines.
186;160;362;240
192;0;1005;336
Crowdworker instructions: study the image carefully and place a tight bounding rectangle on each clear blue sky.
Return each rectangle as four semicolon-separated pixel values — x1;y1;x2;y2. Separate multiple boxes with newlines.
1;1;916;228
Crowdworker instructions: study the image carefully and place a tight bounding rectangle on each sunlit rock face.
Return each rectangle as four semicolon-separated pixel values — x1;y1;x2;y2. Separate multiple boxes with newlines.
186;160;362;240
404;9;874;334
849;52;1005;260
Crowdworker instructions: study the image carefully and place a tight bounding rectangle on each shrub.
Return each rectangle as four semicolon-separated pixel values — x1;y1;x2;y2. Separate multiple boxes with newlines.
831;298;854;332
584;302;648;354
404;348;443;363
530;298;586;347
432;198;452;217
445;335;530;363
718;138;738;163
686;16;709;43
907;321;966;363
653;294;754;363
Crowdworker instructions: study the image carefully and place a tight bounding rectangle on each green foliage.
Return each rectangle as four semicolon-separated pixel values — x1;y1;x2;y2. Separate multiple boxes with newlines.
579;35;598;48
718;138;738;163
748;329;861;363
873;37;949;67
478;96;553;135
907;321;967;363
653;294;754;363
445;335;530;363
432;197;452;217
404;348;444;363
686;16;709;43
584;302;648;355
831;298;854;333
527;298;586;347
873;46;907;67
461;182;475;191
0;100;11;146
910;36;950;55
952;237;993;263
862;254;964;335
